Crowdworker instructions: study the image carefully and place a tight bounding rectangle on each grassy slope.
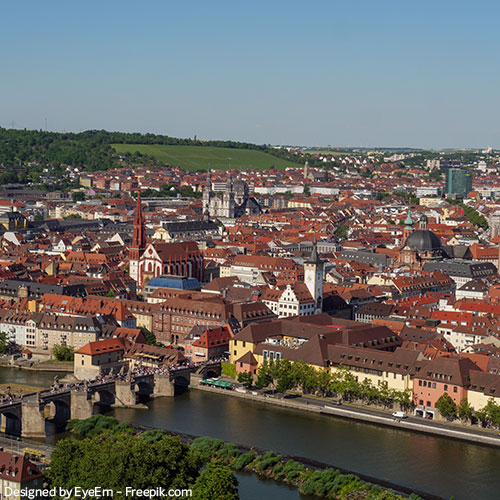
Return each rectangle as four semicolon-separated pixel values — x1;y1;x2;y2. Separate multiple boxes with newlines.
112;144;301;171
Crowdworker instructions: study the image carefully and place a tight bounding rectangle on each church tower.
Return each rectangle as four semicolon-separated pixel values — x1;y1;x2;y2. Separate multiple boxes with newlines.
129;190;147;286
402;207;414;243
202;171;212;216
304;160;310;180
304;239;324;313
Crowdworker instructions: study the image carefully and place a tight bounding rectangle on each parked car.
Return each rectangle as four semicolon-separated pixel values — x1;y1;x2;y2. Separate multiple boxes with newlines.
392;411;408;419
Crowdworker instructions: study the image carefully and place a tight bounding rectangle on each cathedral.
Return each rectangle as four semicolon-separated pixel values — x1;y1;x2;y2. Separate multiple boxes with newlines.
399;209;447;270
128;192;204;289
202;171;262;218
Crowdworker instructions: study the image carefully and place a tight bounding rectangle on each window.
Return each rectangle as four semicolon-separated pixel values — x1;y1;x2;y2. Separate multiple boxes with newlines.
432;382;436;389
453;386;458;393
444;384;448;391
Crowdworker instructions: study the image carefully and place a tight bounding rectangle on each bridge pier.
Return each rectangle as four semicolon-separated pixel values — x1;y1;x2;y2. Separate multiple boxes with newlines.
114;381;137;407
153;375;175;397
71;391;94;420
21;403;45;439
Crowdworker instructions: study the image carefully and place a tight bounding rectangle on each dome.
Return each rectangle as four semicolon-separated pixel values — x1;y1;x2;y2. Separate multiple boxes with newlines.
404;229;442;252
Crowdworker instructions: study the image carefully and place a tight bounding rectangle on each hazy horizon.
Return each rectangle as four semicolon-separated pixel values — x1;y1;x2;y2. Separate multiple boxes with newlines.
2;0;500;150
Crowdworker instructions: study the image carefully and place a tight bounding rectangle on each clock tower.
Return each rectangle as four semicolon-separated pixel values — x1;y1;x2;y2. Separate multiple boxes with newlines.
304;239;324;313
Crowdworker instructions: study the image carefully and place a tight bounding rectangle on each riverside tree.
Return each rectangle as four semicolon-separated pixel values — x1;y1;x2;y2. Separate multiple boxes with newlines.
435;393;457;420
47;433;203;500
192;462;239;500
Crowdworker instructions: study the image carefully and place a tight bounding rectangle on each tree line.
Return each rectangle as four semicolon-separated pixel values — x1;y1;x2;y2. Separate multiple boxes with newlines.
446;198;488;229
239;359;412;409
0;127;308;175
59;415;422;500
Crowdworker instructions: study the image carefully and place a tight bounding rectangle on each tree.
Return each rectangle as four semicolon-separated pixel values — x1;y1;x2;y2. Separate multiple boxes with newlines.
303;184;310;196
335;225;349;240
476;399;500;428
435;393;457;420
255;360;271;389
0;331;9;354
457;398;473;423
47;433;202;500
72;191;86;202
237;372;253;388
140;327;162;347
192;461;239;500
52;344;74;362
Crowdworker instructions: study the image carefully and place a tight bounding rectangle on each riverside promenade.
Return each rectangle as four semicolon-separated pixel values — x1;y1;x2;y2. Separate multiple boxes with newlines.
195;384;500;447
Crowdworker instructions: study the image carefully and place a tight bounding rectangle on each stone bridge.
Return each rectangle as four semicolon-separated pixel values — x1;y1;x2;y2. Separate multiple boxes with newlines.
0;362;222;439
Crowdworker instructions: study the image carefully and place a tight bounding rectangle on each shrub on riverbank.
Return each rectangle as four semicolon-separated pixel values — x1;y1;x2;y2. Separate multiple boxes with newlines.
66;414;132;437
193;436;422;500
63;417;422;500
222;362;237;379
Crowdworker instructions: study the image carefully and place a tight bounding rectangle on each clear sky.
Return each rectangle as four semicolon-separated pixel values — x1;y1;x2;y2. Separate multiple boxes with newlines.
2;0;499;149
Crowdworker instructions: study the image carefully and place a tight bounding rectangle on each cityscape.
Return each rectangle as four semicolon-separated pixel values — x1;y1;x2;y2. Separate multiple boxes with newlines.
2;2;500;500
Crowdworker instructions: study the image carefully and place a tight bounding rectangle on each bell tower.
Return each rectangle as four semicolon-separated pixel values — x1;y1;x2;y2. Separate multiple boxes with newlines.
304;238;324;313
129;190;147;285
402;207;414;243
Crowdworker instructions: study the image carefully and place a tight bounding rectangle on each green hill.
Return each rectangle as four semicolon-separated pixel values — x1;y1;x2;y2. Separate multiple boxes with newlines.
112;144;301;171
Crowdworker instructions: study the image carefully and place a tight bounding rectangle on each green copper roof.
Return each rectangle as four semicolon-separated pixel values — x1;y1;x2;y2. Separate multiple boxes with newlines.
404;208;414;227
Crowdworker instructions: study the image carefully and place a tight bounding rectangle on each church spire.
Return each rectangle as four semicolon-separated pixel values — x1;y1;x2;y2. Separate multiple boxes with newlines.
132;189;146;251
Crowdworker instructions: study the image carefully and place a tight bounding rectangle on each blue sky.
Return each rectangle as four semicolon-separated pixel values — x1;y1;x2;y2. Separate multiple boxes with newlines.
2;1;499;148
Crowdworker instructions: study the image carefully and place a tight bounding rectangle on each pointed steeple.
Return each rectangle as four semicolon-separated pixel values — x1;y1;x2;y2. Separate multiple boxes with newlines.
305;236;322;264
404;207;414;228
132;189;146;251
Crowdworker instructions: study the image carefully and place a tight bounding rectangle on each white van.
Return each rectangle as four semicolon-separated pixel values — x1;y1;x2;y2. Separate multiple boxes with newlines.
392;411;407;419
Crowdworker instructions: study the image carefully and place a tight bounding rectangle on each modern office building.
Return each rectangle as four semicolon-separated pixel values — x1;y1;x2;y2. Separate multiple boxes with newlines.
445;168;472;196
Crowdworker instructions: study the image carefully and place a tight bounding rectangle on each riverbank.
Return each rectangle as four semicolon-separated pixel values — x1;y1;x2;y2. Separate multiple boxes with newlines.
194;384;500;448
0;361;73;372
102;421;442;500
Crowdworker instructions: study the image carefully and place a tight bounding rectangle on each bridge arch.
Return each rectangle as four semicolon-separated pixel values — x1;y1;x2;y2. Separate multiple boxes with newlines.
91;389;115;407
0;410;21;436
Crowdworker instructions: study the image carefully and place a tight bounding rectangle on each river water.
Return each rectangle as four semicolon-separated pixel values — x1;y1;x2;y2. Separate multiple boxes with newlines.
1;367;497;500
109;389;500;500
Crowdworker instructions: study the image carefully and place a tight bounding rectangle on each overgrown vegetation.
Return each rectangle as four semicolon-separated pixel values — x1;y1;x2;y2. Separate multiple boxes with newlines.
191;436;422;500
66;414;132;437
60;416;422;500
52;344;74;362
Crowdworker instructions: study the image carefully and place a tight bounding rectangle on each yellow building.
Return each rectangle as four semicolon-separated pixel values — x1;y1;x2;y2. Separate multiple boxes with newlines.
468;371;500;411
229;317;417;393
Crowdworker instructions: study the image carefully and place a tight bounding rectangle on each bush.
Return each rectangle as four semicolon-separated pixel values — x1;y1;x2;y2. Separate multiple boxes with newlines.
232;451;256;471
221;363;237;379
66;415;132;437
52;344;74;361
254;451;282;472
216;443;241;462
191;437;224;461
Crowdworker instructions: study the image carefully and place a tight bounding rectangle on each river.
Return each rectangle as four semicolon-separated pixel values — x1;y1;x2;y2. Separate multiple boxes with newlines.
1;367;498;500
0;366;62;388
109;389;500;500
